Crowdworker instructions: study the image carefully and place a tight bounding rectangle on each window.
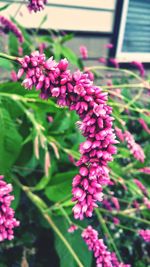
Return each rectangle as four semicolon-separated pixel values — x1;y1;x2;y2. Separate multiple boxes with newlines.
110;0;150;62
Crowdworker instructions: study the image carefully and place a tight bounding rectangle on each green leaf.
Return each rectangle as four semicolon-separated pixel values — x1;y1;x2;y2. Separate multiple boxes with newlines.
37;35;53;44
126;180;143;196
45;170;77;202
53;41;62;61
63;148;80;160
34;175;51;191
61;46;82;68
37;15;48;29
15;154;38;176
0;107;22;173
53;216;92;267
10;17;32;55
50;170;77;185
118;147;130;158
11;183;21;210
0;3;11;11
8;32;18;56
0;58;12;70
27;191;47;210
0;82;27;95
60;33;74;44
45;180;72;202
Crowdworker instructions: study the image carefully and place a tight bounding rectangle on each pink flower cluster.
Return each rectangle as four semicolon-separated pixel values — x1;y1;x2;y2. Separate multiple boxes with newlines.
133;178;147;195
138;229;150;242
115;127;145;162
109;58;119;69
98;57;106;64
143;197;150;209
124;131;145;162
111;197;120;210
138;118;150;134
115;127;124;142
17;51;117;220
138;167;150;174
131;61;145;77
0;175;19;242
102;197;120;211
79;46;88;59
28;0;47;12
105;43;114;49
0;15;24;44
82;226;130;267
111;253;130;267
68;224;78;233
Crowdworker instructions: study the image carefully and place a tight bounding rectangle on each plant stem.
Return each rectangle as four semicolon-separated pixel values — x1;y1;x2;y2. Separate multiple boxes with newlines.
59;205;72;225
87;65;143;83
12;177;84;267
101;83;145;90
95;209;122;262
0;52;19;62
98;208;150;225
106;221;137;233
42;212;84;267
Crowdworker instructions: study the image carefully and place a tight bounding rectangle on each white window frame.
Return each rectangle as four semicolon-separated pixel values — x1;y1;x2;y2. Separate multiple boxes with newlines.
114;0;150;63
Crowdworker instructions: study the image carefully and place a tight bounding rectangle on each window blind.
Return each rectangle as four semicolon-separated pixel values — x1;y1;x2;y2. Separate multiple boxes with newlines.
122;0;150;53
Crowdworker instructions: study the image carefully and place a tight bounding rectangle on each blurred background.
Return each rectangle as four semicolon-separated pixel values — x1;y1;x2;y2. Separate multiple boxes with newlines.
0;1;150;267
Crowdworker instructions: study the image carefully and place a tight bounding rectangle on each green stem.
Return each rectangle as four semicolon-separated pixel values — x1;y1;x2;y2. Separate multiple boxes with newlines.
106;221;137;233
59;206;72;225
59;206;84;231
98;208;150;225
12;177;84;267
95;209;122;262
101;83;145;90
110;101;149;115
126;87;144;108
87;65;143;83
0;52;19;62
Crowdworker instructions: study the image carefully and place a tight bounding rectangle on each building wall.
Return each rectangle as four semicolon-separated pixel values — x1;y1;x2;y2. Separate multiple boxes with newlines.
0;0;116;32
0;0;117;65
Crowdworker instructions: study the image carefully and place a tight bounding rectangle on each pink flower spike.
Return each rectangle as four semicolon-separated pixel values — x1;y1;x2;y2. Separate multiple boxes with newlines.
113;217;120;225
79;45;88;59
47;115;53;123
109;58;119;68
0;175;19;242
17;68;24;79
111;197;120;210
105;43;114;49
0;15;24;44
133;179;147;195
28;0;47;12
143;197;150;209
115;127;124;142
82;226;130;266
68;224;78;233
18;46;23;56
124;131;145;162
138;229;150;242
138;167;150;174
131;61;145;77
17;51;117;220
11;70;18;82
98;57;106;64
138;118;150;134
